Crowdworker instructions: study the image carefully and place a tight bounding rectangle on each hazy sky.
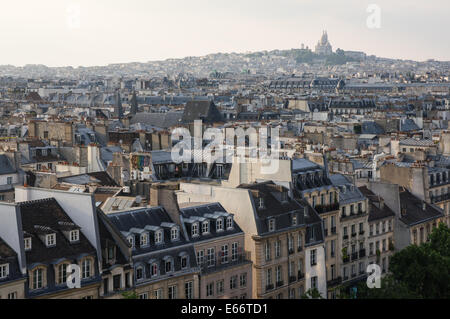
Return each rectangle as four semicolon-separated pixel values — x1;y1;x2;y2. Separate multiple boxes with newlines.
1;0;449;67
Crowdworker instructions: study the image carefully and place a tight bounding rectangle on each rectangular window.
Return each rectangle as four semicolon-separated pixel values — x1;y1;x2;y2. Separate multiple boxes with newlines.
221;245;229;264
240;273;247;288
46;234;56;247
232;242;238;261
191;223;199;237
139;293;148;299
197;250;204;266
207;248;215;267
0;264;9;279
206;282;214;297
216;280;224;295
230;275;237;290
168;285;177;299
154;288;163;299
265;242;271;261
275;241;281;258
7;292;17;299
311;276;318;289
310;249;317;266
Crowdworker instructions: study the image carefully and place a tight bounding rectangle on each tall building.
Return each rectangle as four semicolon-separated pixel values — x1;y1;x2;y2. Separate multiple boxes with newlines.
315;31;333;56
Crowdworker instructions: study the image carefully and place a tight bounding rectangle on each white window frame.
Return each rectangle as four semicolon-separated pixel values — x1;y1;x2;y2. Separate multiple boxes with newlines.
70;230;80;243
226;217;233;229
171;228;179;241
140;233;149;247
202;221;210;234
24;237;32;251
216;218;224;232
0;264;9;279
46;233;56;247
81;259;92;279
191;223;199;237
268;219;276;232
155;230;163;244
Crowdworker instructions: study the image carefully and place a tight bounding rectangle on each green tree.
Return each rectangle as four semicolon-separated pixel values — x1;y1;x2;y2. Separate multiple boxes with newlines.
122;291;138;299
356;223;450;299
301;288;324;299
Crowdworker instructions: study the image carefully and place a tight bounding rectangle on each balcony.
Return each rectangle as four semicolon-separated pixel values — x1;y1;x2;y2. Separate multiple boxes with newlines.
351;252;358;261
298;272;304;280
297;246;303;253
430;193;450;203
331;227;337;234
359;230;365;236
276;281;284;288
324;229;329;237
343;235;349;240
327;277;342;288
266;284;274;292
359;249;366;258
342;256;350;263
314;203;340;214
200;252;251;274
351;233;357;238
289;276;297;284
288;248;294;255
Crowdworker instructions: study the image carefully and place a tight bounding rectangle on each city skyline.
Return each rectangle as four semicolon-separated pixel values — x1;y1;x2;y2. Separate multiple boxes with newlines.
1;0;449;67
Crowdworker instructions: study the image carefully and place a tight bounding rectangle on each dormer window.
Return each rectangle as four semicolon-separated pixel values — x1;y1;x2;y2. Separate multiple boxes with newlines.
24;237;32;251
292;214;298;226
181;256;188;269
127;236;134;248
165;258;173;273
216;218;224;232
107;246;115;261
281;192;288;202
155;230;163;244
202;221;210;234
226;217;234;230
140;233;149;247
46;234;56;247
150;263;158;277
268;219;276;232
70;230;79;243
258;198;265;209
191;223;199;237
0;264;9;279
171;228;179;241
136;266;144;281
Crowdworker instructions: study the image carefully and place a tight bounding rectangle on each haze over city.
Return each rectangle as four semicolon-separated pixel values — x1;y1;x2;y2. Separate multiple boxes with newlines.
1;0;449;67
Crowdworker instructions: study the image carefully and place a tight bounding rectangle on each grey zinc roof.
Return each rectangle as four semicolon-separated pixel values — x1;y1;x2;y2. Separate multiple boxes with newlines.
399;138;434;147
0;155;16;174
292;158;320;172
130;112;183;129
330;174;366;205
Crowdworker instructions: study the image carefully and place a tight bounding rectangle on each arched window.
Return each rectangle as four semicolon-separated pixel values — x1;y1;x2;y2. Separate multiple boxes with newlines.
58;263;69;285
135;265;144;281
31;267;45;290
81;258;92;279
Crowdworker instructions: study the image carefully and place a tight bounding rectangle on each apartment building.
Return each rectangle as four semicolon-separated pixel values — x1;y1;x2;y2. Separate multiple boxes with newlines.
0;237;26;299
292;159;340;299
179;202;252;299
368;182;445;250
106;207;200;299
329;174;368;294
177;181;327;299
380;161;450;227
359;187;396;275
0;198;102;299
